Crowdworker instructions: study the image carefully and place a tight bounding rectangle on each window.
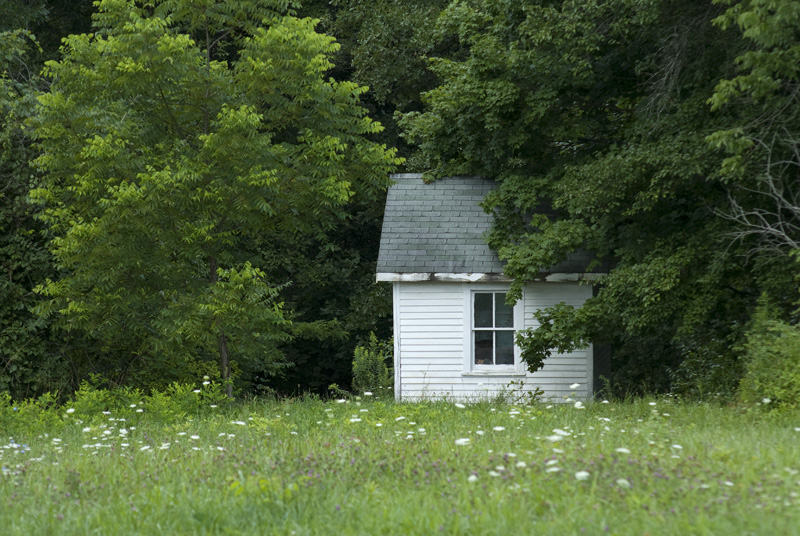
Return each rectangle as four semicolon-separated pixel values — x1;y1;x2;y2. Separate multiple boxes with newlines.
472;291;516;366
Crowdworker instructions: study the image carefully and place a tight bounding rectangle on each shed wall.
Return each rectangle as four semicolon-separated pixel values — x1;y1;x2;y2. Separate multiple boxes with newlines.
394;281;593;401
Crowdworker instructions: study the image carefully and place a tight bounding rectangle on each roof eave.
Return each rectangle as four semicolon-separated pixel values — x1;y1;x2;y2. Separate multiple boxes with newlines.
376;272;605;283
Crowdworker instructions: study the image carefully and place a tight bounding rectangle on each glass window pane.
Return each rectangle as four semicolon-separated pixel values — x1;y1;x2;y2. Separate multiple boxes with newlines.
495;331;514;365
474;293;493;327
495;293;513;327
474;331;493;365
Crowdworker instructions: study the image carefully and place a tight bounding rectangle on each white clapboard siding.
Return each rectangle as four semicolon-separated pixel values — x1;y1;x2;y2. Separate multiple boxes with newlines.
394;281;594;402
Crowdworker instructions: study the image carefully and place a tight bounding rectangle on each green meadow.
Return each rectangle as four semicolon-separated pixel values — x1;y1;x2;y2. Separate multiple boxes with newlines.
2;392;799;535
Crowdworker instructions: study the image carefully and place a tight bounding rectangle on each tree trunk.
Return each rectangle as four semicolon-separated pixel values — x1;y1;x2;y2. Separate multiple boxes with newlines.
218;332;232;399
210;256;233;398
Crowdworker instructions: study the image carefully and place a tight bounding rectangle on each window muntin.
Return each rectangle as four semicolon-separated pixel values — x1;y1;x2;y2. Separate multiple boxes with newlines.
473;291;515;366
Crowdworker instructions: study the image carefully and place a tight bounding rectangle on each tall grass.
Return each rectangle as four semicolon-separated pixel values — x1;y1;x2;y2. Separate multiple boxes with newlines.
1;392;799;535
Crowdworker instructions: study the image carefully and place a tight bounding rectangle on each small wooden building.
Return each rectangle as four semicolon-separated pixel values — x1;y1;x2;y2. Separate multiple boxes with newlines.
376;174;604;401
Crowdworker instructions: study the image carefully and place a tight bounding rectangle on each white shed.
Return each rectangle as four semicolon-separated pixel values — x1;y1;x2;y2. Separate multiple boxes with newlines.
376;174;605;402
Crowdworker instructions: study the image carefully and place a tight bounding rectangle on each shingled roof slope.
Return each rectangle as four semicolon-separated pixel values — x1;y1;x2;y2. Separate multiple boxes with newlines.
377;174;596;275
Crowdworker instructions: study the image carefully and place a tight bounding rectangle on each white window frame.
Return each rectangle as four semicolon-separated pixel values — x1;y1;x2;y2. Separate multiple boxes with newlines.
462;284;525;375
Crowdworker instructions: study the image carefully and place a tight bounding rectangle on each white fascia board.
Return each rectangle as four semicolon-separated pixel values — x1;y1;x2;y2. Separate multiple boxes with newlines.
376;273;511;283
376;272;605;283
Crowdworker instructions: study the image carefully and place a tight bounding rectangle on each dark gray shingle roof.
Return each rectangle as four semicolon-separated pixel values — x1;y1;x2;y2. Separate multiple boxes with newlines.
377;174;597;275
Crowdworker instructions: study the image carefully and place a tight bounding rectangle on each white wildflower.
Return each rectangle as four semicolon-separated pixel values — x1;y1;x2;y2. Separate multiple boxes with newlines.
574;401;584;409
468;474;478;483
575;471;590;481
349;418;362;423
493;426;505;432
545;467;561;473
455;438;471;446
615;448;631;454
616;478;631;489
454;403;466;409
516;461;527;469
569;383;580;390
66;408;75;414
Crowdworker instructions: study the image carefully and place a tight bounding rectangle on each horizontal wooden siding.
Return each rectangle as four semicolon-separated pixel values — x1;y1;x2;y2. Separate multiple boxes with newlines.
396;281;593;401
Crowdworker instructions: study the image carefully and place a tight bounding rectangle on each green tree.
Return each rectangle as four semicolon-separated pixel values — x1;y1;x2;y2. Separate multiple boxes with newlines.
0;27;61;398
31;0;401;394
1;0;118;399
400;0;797;394
708;0;800;256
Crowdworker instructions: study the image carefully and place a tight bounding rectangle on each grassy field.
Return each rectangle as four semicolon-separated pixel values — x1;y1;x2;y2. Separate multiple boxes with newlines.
2;393;800;535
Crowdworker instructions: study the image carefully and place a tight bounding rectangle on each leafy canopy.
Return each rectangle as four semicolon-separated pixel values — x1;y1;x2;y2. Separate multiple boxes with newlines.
31;0;401;389
400;0;797;392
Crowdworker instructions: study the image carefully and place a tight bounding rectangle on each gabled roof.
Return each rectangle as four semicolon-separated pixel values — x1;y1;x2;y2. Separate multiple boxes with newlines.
376;174;600;280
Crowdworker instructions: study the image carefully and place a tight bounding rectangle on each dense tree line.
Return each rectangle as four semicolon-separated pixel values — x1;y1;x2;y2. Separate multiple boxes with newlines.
400;0;800;396
1;0;798;400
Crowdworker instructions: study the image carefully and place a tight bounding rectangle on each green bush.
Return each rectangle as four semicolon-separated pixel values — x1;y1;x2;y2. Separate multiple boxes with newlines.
0;391;62;437
352;333;393;395
669;342;743;402
0;378;231;437
739;299;800;409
